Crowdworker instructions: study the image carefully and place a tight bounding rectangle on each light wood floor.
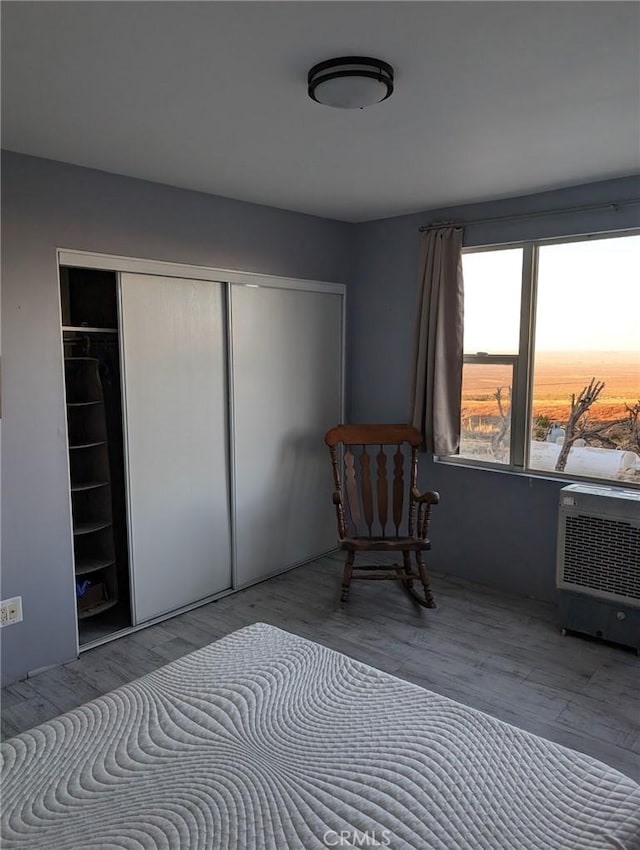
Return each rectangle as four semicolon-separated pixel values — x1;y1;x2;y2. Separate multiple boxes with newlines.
2;555;638;780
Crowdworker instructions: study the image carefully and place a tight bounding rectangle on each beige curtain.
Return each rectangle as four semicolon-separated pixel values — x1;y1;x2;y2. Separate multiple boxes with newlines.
410;226;464;456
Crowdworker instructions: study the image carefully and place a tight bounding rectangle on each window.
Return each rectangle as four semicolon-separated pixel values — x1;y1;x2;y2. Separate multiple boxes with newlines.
454;232;640;486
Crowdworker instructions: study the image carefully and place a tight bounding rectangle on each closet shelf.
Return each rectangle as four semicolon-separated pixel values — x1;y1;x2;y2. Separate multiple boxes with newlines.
73;520;112;536
69;441;107;450
71;480;110;493
75;558;116;576
64;356;100;362
63;326;118;334
67;401;104;408
78;599;119;620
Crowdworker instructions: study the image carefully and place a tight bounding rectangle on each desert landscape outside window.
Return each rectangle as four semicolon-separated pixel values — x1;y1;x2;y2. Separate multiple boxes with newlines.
455;232;640;485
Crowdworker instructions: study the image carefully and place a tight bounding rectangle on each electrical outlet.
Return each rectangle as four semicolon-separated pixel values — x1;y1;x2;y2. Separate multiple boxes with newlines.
0;596;23;627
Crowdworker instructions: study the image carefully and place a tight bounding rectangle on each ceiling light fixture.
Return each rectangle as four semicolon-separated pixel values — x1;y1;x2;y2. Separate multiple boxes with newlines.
307;56;394;109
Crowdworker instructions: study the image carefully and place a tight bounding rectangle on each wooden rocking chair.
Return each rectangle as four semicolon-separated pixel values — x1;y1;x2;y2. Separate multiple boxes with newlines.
325;424;439;608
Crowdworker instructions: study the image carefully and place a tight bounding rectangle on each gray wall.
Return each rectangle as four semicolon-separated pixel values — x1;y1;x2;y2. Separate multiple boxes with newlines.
2;151;638;687
1;151;355;686
350;176;640;602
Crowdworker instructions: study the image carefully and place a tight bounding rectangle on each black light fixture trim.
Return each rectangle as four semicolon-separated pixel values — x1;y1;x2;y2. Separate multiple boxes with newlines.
308;56;394;106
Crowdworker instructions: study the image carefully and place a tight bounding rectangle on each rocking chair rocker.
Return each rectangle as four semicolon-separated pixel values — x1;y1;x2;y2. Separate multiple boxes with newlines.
325;424;439;608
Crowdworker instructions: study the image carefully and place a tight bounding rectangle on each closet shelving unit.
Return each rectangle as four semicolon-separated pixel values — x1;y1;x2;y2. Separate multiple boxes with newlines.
65;353;118;619
61;267;131;644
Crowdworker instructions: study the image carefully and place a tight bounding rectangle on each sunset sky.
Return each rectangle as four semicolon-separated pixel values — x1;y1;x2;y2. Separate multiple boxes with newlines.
463;233;640;354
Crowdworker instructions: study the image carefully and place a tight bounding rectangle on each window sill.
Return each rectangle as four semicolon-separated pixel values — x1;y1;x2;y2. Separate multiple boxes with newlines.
433;455;640;491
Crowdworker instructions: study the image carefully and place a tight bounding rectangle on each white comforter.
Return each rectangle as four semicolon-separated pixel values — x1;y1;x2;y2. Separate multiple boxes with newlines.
2;623;639;849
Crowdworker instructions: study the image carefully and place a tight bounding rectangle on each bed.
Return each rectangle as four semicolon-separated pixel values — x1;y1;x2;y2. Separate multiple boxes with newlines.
2;623;639;849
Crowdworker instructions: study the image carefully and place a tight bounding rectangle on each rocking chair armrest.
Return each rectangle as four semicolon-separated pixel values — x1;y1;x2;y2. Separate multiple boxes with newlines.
411;487;440;506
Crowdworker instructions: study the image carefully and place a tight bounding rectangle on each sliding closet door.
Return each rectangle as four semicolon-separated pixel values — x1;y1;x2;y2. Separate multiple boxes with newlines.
120;274;231;624
231;284;343;588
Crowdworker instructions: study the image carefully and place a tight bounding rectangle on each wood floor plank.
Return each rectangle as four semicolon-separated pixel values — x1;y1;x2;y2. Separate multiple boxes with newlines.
118;622;177;651
555;698;639;752
147;636;202;665
1;679;40;706
64;656;132;695
1;695;61;734
27;666;102;714
158;612;225;647
1;715;21;740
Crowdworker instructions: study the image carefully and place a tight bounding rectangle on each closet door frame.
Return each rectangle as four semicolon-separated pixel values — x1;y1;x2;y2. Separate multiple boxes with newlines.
58;249;346;649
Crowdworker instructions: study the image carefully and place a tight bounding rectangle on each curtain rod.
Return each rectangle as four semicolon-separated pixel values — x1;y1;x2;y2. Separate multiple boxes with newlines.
418;198;640;233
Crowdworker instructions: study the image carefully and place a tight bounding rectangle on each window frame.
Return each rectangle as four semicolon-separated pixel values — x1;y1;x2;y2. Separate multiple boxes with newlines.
441;228;640;488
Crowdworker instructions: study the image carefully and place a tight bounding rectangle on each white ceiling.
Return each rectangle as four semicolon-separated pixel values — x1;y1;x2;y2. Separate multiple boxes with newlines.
2;2;638;222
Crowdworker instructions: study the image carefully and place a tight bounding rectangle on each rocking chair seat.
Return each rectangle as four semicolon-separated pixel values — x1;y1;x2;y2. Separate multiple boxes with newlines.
339;536;431;552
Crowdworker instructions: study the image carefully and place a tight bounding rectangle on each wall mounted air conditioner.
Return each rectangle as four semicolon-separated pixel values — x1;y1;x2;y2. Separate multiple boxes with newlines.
556;483;640;652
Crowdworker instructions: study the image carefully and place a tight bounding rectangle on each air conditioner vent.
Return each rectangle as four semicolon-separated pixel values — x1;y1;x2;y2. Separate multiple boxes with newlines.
562;513;640;600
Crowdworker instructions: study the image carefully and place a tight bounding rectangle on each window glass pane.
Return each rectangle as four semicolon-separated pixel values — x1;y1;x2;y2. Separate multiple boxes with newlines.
462;249;522;354
459;362;513;464
529;234;640;484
